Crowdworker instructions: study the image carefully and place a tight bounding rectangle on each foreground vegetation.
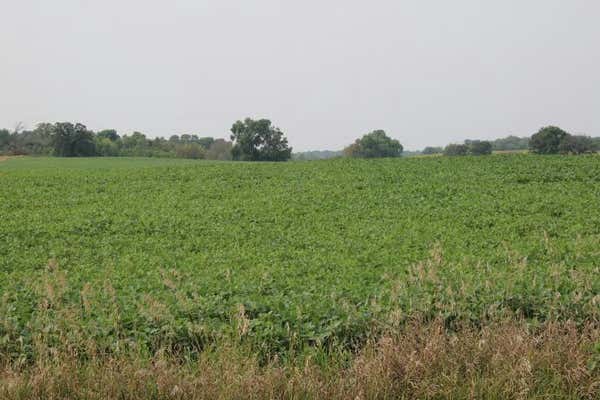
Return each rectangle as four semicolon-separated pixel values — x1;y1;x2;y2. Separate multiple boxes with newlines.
1;319;597;399
1;155;599;398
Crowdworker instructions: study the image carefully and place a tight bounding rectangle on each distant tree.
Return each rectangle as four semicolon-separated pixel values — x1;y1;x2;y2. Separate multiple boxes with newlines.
97;129;120;142
592;137;600;152
230;118;292;161
422;146;443;155
175;143;205;159
51;122;96;157
558;135;595;154
491;135;529;151
343;130;403;158
95;137;120;156
0;129;10;151
342;142;360;158
0;123;54;155
529;126;569;154
468;140;492;155
443;143;469;156
120;132;150;156
206;139;233;160
197;137;215;150
169;135;180;143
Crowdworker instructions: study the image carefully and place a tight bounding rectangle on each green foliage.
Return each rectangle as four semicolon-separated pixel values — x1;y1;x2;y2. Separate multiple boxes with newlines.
443;143;469;156
529;126;569;154
0;129;10;150
1;155;598;357
96;129;120;142
95;137;120;156
0;124;53;155
421;146;443;155
51;122;97;157
1;123;235;160
558;135;595;154
175;143;206;159
230;118;292;161
206;139;233;160
491;135;530;151
196;137;215;150
343;130;403;158
467;140;492;155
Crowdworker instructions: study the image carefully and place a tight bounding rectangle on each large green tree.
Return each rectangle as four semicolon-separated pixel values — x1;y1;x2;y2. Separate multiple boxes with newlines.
529;126;569;154
51;122;96;157
343;130;403;158
230;118;292;161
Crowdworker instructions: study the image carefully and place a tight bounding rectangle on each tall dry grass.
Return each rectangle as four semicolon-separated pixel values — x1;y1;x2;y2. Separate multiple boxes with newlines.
1;319;598;399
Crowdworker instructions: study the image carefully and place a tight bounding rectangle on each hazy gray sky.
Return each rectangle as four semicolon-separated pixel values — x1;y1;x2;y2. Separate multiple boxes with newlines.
1;1;599;150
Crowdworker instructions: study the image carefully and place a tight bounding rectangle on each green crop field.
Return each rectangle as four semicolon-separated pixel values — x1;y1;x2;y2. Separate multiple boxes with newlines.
1;155;599;358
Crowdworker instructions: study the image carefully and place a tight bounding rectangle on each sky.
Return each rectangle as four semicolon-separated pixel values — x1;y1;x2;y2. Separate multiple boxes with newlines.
1;1;599;151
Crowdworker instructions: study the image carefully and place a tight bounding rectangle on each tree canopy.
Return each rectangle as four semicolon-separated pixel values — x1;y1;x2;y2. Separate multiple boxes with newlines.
558;135;596;154
466;140;493;155
422;146;443;155
230;118;292;161
343;130;403;158
96;129;120;142
443;143;469;156
51;122;97;157
491;135;529;151
529;126;569;154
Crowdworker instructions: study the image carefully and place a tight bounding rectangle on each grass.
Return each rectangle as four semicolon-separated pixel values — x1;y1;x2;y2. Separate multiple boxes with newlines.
1;319;597;399
1;155;599;398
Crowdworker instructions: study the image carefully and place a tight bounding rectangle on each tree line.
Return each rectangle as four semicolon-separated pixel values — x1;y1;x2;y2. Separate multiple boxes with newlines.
1;120;598;161
0;118;292;161
0;123;233;160
420;127;599;157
